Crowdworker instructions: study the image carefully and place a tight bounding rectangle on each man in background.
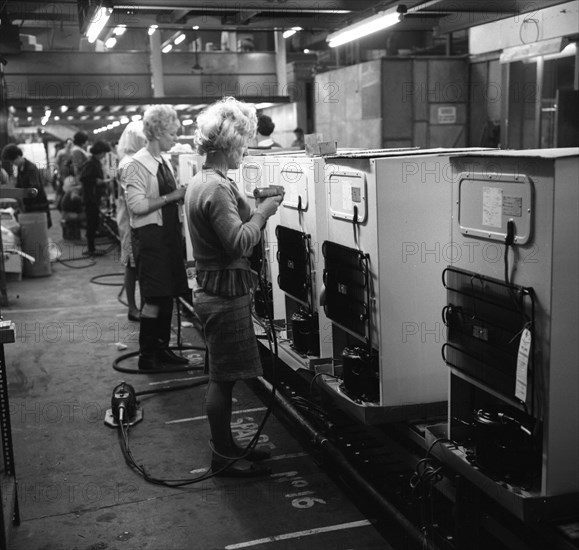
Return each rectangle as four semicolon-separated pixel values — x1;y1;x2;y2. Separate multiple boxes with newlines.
255;114;282;148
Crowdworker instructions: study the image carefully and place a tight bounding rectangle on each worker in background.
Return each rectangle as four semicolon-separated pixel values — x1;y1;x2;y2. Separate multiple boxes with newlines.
125;105;189;371
0;166;9;186
255;114;282;148
78;140;112;257
291;127;305;149
116;121;147;322
54;138;74;209
70;131;89;186
0;143;52;229
185;97;282;477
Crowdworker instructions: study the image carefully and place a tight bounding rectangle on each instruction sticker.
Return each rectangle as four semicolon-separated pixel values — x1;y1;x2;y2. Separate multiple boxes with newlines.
437;106;457;124
515;328;532;402
503;196;523;217
482;186;503;228
342;184;353;211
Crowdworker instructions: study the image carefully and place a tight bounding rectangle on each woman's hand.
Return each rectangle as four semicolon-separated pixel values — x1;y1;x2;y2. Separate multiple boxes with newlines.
256;195;282;219
167;186;186;204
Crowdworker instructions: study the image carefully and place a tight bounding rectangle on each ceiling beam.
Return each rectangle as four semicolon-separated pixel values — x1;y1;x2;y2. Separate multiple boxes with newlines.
113;0;377;11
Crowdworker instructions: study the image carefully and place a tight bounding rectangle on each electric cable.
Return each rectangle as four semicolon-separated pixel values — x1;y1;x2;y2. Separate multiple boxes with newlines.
112;348;206;375
409;437;456;546
90;272;124;286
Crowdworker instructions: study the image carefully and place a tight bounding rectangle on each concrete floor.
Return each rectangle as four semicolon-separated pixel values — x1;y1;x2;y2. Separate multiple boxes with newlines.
1;207;395;550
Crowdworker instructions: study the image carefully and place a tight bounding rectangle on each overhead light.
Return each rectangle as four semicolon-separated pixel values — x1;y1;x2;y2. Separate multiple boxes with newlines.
86;5;113;44
283;27;302;39
304;49;310;54
131;114;142;121
326;6;405;48
192;25;199;30
174;33;186;45
148;25;158;36
60;105;68;113
182;119;194;126
113;24;126;36
105;37;117;48
162;44;173;53
120;116;130;124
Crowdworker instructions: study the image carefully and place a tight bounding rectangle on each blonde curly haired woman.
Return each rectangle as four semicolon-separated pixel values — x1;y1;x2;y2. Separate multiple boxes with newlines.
185;97;282;477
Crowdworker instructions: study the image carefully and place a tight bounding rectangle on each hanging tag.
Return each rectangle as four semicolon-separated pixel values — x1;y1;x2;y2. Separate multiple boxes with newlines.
515;328;532;402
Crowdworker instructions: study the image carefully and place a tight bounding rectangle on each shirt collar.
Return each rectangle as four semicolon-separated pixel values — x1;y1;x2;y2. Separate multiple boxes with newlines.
132;148;168;176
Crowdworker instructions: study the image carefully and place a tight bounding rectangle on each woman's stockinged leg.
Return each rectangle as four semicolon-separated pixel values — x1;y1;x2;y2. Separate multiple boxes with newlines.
205;379;236;455
207;378;271;477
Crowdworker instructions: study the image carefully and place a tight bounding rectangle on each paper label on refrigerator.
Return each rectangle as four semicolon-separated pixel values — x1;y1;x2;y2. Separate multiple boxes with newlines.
342;184;353;211
503;196;523;217
482;186;503;228
515;327;532;402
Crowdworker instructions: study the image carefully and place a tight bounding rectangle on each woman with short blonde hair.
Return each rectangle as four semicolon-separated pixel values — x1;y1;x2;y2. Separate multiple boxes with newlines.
185;97;282;477
125;105;189;371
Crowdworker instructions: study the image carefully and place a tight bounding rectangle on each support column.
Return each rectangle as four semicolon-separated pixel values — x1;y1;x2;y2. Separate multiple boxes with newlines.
149;31;165;98
534;57;544;148
274;31;287;97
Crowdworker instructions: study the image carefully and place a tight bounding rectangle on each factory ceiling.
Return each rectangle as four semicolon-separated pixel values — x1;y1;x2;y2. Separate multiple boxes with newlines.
0;0;574;139
3;1;573;45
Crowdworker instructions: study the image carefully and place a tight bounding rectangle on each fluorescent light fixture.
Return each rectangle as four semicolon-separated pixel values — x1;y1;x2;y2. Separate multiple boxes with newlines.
182;119;194;126
192;25;199;30
148;25;158;36
131;114;142;121
113;25;126;36
283;27;302;39
86;6;113;44
174;33;186;45
105;37;117;48
327;6;403;48
120;116;130;124
162;44;173;53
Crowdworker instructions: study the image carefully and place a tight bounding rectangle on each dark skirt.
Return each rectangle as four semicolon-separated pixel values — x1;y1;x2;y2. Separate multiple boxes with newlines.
192;285;262;382
132;222;188;299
